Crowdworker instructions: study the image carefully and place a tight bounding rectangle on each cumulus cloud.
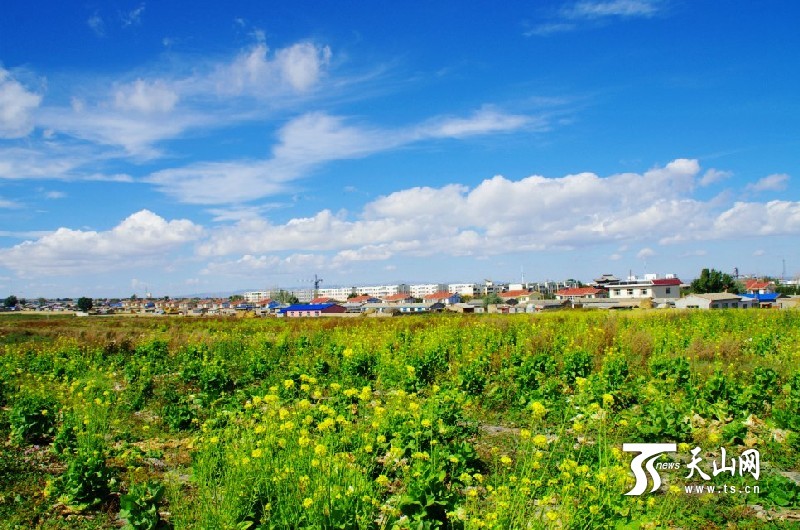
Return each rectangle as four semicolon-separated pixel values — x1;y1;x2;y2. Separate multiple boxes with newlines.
711;200;800;238
198;159;706;259
746;173;789;192
0;68;42;138
193;158;800;271
0;210;202;277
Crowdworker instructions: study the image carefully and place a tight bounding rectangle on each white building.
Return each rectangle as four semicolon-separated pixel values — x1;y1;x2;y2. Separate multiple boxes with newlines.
606;277;682;299
243;291;272;303
410;283;448;298
448;283;478;296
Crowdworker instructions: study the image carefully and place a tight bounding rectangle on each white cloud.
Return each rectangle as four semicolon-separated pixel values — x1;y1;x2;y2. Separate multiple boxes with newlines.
746;173;789;192
0;197;21;208
712;200;800;238
636;247;656;259
87;13;105;36
753;249;766;257
699;168;732;187
44;191;66;199
147;108;535;204
529;0;663;37
193;159;800;271
275;42;333;91
114;79;179;113
121;4;146;27
564;0;661;19
0;68;42;138
0;210;203;277
217;42;332;96
199;158;705;260
417;107;535;139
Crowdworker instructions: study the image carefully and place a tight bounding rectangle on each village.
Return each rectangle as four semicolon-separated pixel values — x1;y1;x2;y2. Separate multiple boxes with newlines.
7;272;800;317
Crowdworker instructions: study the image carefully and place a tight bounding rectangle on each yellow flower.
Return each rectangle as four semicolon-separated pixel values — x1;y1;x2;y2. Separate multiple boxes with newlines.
252;448;263;458
520;428;531;439
283;379;295;389
500;455;512;466
533;434;548;448
303;497;313;509
376;475;390;487
314;444;327;457
530;401;547;420
602;393;615;407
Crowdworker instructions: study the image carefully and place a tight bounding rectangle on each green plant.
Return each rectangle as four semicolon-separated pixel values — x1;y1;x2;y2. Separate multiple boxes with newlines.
120;481;165;530
9;393;58;445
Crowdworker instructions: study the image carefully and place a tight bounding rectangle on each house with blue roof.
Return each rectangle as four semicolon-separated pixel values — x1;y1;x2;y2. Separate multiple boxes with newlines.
280;303;347;317
739;292;780;308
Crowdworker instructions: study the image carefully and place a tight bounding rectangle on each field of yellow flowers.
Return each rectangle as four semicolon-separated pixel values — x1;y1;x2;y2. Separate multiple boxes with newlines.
1;310;799;529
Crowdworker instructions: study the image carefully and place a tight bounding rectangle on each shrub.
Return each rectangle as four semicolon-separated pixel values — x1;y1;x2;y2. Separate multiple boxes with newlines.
9;393;58;445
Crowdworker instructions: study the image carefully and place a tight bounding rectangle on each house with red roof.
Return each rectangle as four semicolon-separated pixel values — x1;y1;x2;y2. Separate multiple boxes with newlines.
744;279;774;295
383;293;416;304
309;296;339;304
423;291;461;305
554;287;606;301
498;289;538;303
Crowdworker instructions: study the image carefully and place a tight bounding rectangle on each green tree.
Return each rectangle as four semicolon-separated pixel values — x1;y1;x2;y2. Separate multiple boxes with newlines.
483;293;503;306
274;290;299;304
3;295;18;308
690;268;741;293
76;297;93;312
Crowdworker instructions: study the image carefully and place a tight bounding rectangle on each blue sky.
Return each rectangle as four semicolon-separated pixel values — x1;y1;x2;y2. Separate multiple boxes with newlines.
1;0;799;298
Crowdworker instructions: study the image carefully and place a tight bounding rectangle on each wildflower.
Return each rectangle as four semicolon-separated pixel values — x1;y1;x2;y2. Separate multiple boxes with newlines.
283;379;295;389
251;448;263;458
530;401;547;420
589;505;600;515
602;393;615;407
533;434;548;448
314;444;327;457
303;497;313;509
500;455;513;466
520;428;531;439
376;475;390;487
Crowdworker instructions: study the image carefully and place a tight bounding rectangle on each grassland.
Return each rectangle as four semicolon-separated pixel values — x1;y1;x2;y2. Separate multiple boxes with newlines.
1;310;799;529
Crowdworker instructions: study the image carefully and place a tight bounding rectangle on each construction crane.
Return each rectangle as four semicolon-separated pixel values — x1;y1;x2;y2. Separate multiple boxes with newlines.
312;274;323;299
